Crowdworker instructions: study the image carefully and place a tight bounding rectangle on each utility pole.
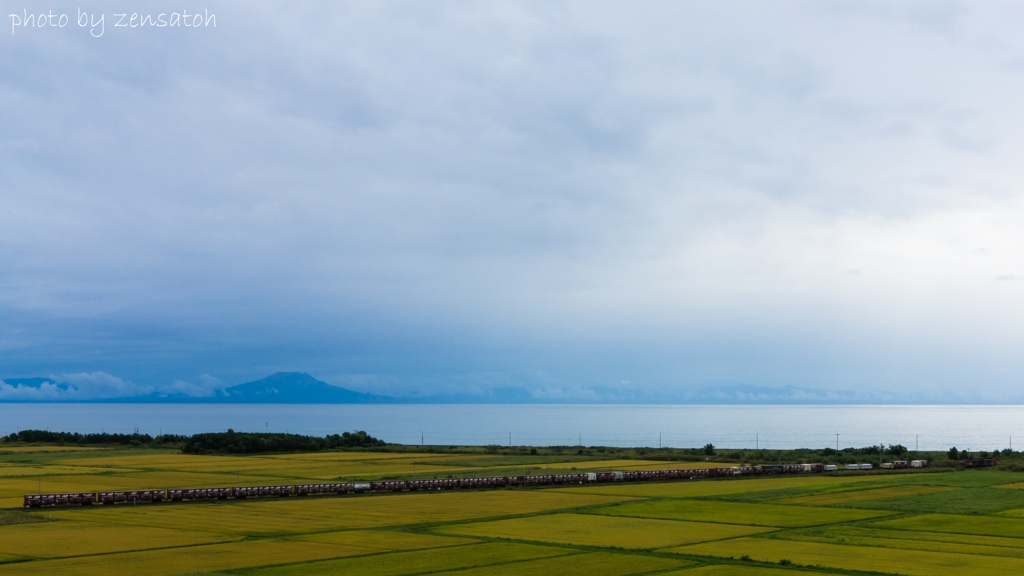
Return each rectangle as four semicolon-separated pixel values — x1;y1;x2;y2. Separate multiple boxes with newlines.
756;433;759;450
836;434;840;451
659;433;662;449
421;432;424;446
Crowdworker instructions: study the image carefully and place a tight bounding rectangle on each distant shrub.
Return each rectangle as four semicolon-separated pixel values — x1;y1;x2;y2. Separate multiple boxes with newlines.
182;429;385;455
6;430;152;445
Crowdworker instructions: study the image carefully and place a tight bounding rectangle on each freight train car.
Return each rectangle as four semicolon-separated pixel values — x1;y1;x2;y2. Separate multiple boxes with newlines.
963;458;997;468
23;492;96;507
234;485;293;498
21;459;884;508
295;483;354;495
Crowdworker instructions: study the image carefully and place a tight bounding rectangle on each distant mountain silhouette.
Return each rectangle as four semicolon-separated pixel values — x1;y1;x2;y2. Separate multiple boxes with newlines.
2;371;892;404
209;373;546;404
214;372;391;403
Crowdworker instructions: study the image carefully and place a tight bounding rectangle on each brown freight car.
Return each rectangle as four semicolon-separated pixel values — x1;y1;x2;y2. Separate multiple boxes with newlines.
24;492;96;507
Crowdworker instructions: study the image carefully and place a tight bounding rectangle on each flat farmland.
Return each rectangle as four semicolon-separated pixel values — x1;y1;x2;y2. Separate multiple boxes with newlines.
775;485;958;506
4;447;1024;575
288;529;478;552
669;537;1024;575
49;453;473;479
872;513;1024;538
0;465;121;477
434;512;775;549
428;551;692;575
0;471;295;497
677;566;833;576
590;498;892;527
238;542;570;576
47;489;632;535
0;538;398;576
0;521;239;558
771;526;1024;558
526;458;676;470
264;452;472;461
553;474;879;498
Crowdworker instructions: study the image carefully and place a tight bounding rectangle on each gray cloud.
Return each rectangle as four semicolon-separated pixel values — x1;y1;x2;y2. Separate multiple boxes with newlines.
0;372;151;400
161;374;225;398
2;1;1024;399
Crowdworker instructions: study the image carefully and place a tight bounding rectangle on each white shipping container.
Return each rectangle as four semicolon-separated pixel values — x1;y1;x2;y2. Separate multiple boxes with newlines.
844;464;859;470
824;465;838;471
910;460;928;468
859;463;873;470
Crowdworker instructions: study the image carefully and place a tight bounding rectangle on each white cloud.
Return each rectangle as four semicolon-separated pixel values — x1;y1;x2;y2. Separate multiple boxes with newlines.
0;380;67;400
0;372;151;400
160;374;225;397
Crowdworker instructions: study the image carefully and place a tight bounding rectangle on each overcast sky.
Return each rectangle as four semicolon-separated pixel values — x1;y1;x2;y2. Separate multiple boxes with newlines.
2;1;1023;401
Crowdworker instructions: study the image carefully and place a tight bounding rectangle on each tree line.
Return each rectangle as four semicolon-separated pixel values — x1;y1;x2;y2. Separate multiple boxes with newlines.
181;430;386;454
4;429;386;454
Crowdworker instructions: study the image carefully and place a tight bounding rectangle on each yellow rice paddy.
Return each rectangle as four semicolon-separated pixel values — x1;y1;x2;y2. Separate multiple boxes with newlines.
2;447;1022;575
669;537;1024;575
775;484;956;505
46;490;631;535
591;498;892;527
434;512;775;549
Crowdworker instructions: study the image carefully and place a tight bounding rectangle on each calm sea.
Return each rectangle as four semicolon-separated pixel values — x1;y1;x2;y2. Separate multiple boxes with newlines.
1;404;1021;452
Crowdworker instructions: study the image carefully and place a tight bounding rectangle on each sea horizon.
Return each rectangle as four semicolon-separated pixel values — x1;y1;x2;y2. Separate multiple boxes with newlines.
4;403;1021;452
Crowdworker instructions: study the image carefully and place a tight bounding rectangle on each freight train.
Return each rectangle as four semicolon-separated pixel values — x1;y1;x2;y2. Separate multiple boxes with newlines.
962;458;998;468
22;460;925;508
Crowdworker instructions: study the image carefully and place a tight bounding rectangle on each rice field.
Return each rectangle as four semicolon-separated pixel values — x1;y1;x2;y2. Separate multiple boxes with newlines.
770;526;1024;558
589;498;892;527
0;521;238;558
434;513;775;549
872;513;1024;538
775;484;957;506
287;529;477;552
553;474;879;498
677;566;833;576
3;446;1024;574
238;542;570;576
427;551;691;575
46;489;630;535
668;537;1024;575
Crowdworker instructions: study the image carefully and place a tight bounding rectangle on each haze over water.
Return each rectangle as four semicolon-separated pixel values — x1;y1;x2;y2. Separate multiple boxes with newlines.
4;404;1021;452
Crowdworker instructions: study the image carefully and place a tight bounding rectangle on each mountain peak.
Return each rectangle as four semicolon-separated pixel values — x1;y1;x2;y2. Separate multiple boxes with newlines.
219;372;387;403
